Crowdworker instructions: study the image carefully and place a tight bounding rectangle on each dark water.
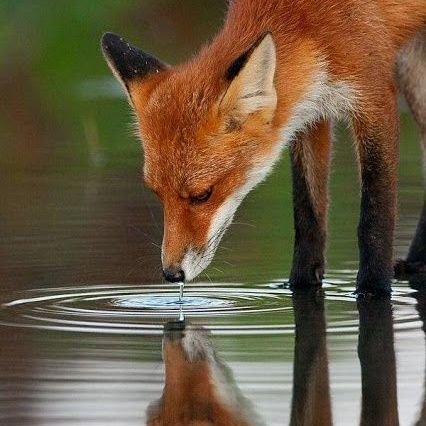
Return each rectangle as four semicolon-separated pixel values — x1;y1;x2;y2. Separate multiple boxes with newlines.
1;1;425;424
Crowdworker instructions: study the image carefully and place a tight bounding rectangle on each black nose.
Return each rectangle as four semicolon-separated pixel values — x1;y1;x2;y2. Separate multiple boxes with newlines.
163;267;185;283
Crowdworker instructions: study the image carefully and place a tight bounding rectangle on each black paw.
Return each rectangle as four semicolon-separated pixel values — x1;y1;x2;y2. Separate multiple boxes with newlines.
289;263;323;291
394;259;426;279
356;266;393;298
355;287;392;300
289;280;322;292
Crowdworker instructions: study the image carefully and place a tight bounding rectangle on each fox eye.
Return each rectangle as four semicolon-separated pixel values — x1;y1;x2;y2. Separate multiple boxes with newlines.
190;187;212;204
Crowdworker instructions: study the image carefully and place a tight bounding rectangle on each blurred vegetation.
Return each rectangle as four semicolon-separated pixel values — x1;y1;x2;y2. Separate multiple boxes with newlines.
0;0;226;170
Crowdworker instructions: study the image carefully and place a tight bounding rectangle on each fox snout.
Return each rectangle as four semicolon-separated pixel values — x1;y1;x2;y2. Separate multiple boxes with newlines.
162;244;214;284
162;266;185;283
161;219;229;283
160;204;223;283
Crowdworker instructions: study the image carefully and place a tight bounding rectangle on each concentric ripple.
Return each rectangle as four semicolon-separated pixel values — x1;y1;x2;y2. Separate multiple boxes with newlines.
0;280;419;336
0;284;289;335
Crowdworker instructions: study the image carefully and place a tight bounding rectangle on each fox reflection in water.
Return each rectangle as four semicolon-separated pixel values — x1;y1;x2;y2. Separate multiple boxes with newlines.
146;321;263;426
148;284;426;426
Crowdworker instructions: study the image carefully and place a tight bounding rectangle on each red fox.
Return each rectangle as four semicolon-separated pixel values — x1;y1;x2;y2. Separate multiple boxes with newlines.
102;0;426;295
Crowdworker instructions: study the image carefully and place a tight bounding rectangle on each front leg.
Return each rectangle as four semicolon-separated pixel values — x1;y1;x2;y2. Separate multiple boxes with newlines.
353;90;399;296
289;120;332;289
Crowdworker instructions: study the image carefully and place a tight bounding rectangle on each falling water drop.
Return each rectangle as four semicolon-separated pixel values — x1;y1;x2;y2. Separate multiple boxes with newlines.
178;281;184;303
178;281;185;321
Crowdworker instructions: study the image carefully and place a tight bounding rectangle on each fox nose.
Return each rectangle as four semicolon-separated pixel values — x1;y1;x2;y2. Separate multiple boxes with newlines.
163;267;185;283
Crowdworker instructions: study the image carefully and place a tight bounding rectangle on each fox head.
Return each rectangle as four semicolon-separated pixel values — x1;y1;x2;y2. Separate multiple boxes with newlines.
101;32;280;282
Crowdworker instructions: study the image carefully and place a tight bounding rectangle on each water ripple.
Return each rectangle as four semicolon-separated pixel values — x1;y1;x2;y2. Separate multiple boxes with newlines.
0;281;418;336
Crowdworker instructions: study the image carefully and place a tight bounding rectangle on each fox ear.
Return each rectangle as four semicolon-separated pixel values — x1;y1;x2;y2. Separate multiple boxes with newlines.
101;32;166;100
220;33;277;121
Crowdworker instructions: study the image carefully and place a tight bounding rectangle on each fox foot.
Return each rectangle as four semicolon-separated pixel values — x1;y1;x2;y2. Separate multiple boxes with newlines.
289;263;324;291
394;259;426;279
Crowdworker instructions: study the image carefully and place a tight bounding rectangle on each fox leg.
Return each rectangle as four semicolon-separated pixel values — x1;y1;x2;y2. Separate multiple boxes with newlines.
289;120;332;289
395;30;426;277
353;88;399;296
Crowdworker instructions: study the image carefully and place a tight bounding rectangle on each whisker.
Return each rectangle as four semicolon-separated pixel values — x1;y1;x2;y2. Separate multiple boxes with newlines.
128;225;161;250
204;272;213;283
140;191;162;235
190;216;234;276
211;266;224;274
232;221;256;228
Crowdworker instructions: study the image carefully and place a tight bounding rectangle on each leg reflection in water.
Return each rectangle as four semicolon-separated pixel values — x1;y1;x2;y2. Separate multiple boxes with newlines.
290;289;332;426
290;289;401;426
357;296;399;426
146;321;263;426
410;273;426;425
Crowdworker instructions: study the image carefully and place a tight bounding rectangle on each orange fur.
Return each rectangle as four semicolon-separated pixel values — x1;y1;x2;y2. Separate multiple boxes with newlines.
291;120;332;220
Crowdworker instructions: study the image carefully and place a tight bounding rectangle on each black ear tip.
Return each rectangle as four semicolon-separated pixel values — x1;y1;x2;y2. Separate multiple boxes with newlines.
100;32;166;83
101;32;123;52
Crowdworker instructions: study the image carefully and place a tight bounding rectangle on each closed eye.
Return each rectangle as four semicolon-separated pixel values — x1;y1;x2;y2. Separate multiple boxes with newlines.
190;187;212;205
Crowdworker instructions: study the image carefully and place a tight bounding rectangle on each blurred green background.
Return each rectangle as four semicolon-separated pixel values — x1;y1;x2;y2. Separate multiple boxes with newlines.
0;0;423;289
